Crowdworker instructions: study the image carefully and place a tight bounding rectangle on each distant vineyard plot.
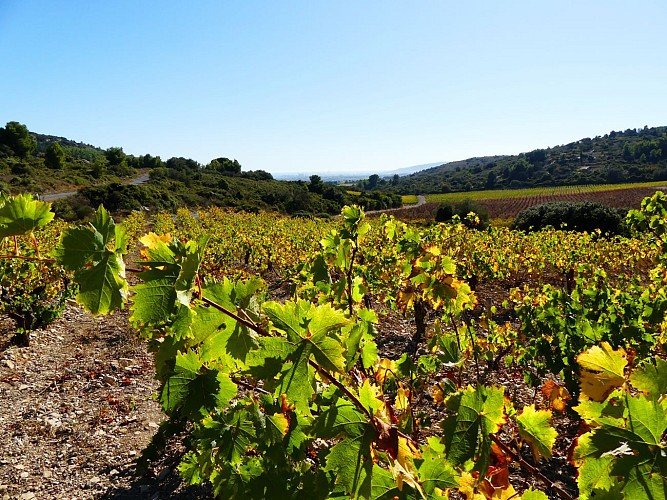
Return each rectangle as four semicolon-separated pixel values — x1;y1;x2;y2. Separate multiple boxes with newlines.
401;181;667;220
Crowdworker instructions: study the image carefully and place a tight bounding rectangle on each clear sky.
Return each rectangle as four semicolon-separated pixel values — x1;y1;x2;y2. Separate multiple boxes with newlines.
1;1;666;175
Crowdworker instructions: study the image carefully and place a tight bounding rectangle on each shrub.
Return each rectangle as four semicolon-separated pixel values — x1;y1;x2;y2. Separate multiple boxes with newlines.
435;199;489;229
0;259;74;345
511;201;627;234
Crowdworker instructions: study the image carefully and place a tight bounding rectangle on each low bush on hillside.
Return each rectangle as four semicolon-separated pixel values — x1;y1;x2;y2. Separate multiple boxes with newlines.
511;201;627;234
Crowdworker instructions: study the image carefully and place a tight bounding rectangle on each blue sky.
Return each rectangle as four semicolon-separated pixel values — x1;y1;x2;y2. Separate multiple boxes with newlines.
1;1;665;175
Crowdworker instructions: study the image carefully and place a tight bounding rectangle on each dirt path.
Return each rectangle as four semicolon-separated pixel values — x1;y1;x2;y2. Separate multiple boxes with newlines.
0;305;210;499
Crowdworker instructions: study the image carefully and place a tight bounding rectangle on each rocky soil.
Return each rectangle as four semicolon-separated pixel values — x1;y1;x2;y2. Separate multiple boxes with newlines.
0;305;211;500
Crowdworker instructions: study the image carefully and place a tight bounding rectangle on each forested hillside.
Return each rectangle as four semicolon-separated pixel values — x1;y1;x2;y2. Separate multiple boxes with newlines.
0;121;401;218
385;126;667;194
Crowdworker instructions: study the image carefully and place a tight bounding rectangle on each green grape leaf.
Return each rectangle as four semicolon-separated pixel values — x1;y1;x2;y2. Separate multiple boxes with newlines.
130;278;178;324
52;226;104;270
618;461;667;500
416;441;459;496
344;310;378;370
360;335;379;370
324;426;376;498
573;394;667;500
574;395;625;427
264;300;349;373
264;412;290;445
208;409;256;464
131;236;208;325
516;404;557;461
350;276;366;303
625;394;667;446
0;193;54;238
370;464;403;500
277;344;315;415
264;300;309;342
160;350;237;418
90;204;116;243
52;206;129;315
245;336;293;380
520;488;550;500
358;379;383;416
312;396;368;439
573;433;617;499
442;385;507;475
630;357;667;398
75;252;128;315
186;302;225;345
114;223;129;254
174;236;209;307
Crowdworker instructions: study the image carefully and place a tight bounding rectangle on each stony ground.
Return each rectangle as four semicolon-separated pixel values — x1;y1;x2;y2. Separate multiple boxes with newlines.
0;304;211;500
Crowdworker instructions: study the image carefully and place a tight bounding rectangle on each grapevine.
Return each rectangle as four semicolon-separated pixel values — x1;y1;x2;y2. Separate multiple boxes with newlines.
1;192;666;498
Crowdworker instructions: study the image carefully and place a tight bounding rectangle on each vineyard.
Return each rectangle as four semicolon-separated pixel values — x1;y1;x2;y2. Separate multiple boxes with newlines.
0;192;666;499
396;182;667;221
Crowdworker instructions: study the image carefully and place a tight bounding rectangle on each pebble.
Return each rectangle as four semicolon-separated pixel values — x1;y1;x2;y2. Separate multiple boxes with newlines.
157;467;170;481
1;360;15;370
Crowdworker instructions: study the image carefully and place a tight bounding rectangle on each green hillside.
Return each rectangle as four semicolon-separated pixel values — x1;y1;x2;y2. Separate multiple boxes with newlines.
0;121;401;219
386;126;667;194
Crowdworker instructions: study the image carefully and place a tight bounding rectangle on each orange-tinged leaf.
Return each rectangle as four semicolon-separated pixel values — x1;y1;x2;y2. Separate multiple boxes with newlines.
432;384;445;406
397;289;415;312
541;380;571;413
268;412;290;437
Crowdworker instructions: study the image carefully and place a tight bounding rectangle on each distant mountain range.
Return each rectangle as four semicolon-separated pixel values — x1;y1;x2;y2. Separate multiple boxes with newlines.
273;161;447;182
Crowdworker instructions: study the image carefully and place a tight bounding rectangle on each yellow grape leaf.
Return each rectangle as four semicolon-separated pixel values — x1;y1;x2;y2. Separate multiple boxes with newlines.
139;232;171;248
268;412;290;437
375;358;396;385
397;289;415;312
387;436;422;494
397;435;421;467
516;405;557;462
138;232;172;259
541;380;571;413
478;480;519;500
491;484;518;499
577;342;627;402
395;383;410;411
389;457;423;495
457;472;486;500
425;245;441;256
432;385;445;406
